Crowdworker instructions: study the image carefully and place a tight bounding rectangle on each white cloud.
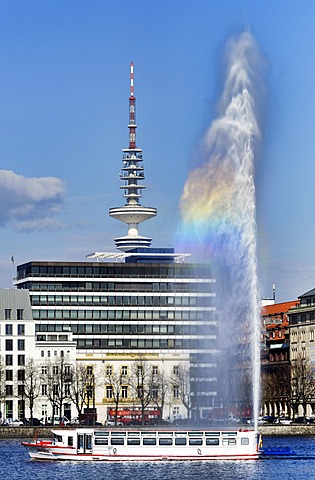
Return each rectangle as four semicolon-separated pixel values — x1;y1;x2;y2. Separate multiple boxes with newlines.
0;169;66;230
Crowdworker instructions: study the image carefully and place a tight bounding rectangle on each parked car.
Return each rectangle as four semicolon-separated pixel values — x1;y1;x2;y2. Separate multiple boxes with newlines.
80;419;102;426
3;418;23;426
293;416;315;424
68;417;81;425
43;416;70;426
24;418;42;426
228;414;240;424
261;415;278;424
279;417;292;425
106;419;124;426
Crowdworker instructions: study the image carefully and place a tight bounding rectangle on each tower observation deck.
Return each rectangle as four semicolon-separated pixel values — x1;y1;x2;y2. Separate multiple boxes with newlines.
109;62;157;251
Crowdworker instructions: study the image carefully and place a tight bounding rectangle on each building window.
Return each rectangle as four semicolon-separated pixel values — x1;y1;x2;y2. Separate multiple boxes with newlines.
18;355;25;366
42;366;48;375
121;385;128;399
6;385;13;396
106;365;113;376
17;370;25;381
5;355;13;366
86;386;93;399
17;309;24;320
41;351;44;357
53;366;59;375
152;386;158;399
121;365;128;376
106;385;113;399
18;385;25;396
5;309;11;320
5;325;13;335
152;366;158;376
42;405;48;418
173;386;179;399
18;324;25;336
5;340;13;351
173;366;179;376
17;340;25;351
6;370;13;381
87;366;93;376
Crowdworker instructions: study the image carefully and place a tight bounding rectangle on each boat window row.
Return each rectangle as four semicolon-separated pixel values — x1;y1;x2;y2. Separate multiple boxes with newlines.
17;264;211;279
32;309;213;321
36;323;215;335
76;337;216;349
94;437;222;446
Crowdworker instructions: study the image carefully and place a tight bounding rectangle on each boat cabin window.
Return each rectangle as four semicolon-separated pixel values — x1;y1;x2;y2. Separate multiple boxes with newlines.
241;437;249;445
143;438;156;445
68;436;73;447
222;438;237;446
127;438;141;445
111;438;125;445
55;435;63;443
206;438;219;446
175;438;187;446
159;438;173;446
95;438;108;445
189;438;203;446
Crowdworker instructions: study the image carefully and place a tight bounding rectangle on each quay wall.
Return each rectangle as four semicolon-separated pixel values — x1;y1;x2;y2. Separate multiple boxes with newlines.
1;425;315;439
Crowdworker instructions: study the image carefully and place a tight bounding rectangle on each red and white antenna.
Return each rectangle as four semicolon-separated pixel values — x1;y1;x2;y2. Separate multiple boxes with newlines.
128;62;136;149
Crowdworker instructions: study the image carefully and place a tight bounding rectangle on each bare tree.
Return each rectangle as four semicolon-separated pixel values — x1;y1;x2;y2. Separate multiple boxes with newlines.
44;355;72;424
68;361;89;419
20;358;41;424
130;356;152;425
173;364;191;419
151;368;169;421
291;353;315;418
84;365;97;425
103;364;125;426
0;355;6;423
261;365;291;417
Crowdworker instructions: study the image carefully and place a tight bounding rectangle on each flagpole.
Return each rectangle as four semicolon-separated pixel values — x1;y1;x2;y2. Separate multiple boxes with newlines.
11;255;14;287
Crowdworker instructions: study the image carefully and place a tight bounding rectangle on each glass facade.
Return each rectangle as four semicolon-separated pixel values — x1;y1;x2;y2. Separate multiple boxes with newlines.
16;260;216;354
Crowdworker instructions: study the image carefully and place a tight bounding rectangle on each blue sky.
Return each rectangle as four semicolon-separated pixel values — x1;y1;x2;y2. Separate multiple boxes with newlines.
0;0;314;302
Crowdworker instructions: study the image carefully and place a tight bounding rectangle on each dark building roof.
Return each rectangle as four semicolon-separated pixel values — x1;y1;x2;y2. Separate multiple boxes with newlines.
299;288;315;299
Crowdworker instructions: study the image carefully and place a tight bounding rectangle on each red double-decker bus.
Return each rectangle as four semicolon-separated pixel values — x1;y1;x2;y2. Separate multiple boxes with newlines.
107;408;161;425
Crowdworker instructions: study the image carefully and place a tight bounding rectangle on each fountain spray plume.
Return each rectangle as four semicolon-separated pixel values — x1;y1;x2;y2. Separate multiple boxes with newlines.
179;31;265;431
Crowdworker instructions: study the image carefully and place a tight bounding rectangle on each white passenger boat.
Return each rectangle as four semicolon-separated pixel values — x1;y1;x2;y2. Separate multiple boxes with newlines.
22;428;260;461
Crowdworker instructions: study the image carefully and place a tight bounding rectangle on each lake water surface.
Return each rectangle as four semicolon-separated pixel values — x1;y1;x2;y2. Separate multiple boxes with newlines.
1;436;315;480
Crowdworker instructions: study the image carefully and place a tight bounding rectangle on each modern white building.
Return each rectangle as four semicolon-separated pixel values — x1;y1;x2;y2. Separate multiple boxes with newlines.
0;289;35;421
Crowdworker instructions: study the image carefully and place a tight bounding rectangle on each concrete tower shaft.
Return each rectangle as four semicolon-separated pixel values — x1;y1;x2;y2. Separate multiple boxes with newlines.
109;62;157;251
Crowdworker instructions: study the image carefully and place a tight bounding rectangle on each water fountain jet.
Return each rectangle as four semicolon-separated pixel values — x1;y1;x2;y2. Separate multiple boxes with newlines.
179;31;265;431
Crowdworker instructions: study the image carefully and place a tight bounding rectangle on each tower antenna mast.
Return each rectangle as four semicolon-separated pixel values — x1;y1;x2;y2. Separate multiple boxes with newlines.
129;62;136;149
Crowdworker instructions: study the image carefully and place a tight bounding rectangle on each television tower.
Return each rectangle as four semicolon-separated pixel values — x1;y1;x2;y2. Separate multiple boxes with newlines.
109;63;157;251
